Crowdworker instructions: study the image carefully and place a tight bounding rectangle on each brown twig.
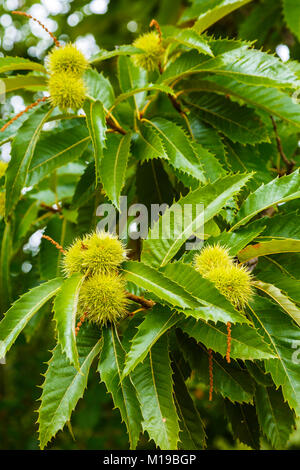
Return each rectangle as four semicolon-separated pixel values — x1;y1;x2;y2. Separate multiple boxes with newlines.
106;115;127;135
167;94;192;136
42;234;66;254
126;292;155;309
270;115;295;174
150;19;162;43
128;307;147;317
0;96;49;133
169;94;183;113
40;202;62;214
150;19;164;73
12;11;60;47
208;348;213;402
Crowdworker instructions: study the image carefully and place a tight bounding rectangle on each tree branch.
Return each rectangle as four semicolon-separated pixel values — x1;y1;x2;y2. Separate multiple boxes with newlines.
126;292;155;309
270;115;295;174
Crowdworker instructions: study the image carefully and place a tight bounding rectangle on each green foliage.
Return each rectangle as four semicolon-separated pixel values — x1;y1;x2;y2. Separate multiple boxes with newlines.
179;0;254;31
98;324;142;449
249;297;300;417
100;133;131;209
142;173;252;267
129;334;180;450
38;324;102;449
53;273;84;370
122;305;180;377
84;99;107;185
1;0;300;451
0;278;63;358
232;170;300;229
5;106;53;216
283;0;300;42
224;400;260;449
255;385;295;449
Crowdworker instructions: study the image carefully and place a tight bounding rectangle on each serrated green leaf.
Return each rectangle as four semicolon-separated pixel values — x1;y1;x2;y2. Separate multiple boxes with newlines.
179;0;253;31
84;99;107;186
0;278;63;359
162;262;247;324
122;260;200;310
255;257;300;306
142;172;252;267
180;317;275;360
130;334;180;450
114;83;175;108
53;274;84;370
90;45;141;63
39;217;74;280
193;142;225;182
100;133;131;209
245;361;273;387
208;223;266;256
211;46;297;87
27;124;89;187
248;297;300;416
0;56;46;73
118;56;147;111
165;26;213;56
134;120;168;162
5;105;53;216
71;161;95;210
258;212;300;241
98;324;142;449
186;92;269;144
38;324;101;449
160;47;297;88
177;332;255;403
238;239;300;262
123;305;180;378
84;68;115;108
224;400;260;449
255;385;295;448
3;74;47;93
198;75;300;128
0;221;12;312
142;118;206;182
204;352;255;403
172;360;206;450
232;170;300;230
224;140;273;189
13;200;39;242
189;115;226;161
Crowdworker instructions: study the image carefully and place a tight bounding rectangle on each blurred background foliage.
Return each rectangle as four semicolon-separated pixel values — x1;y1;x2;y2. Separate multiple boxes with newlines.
0;0;300;450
